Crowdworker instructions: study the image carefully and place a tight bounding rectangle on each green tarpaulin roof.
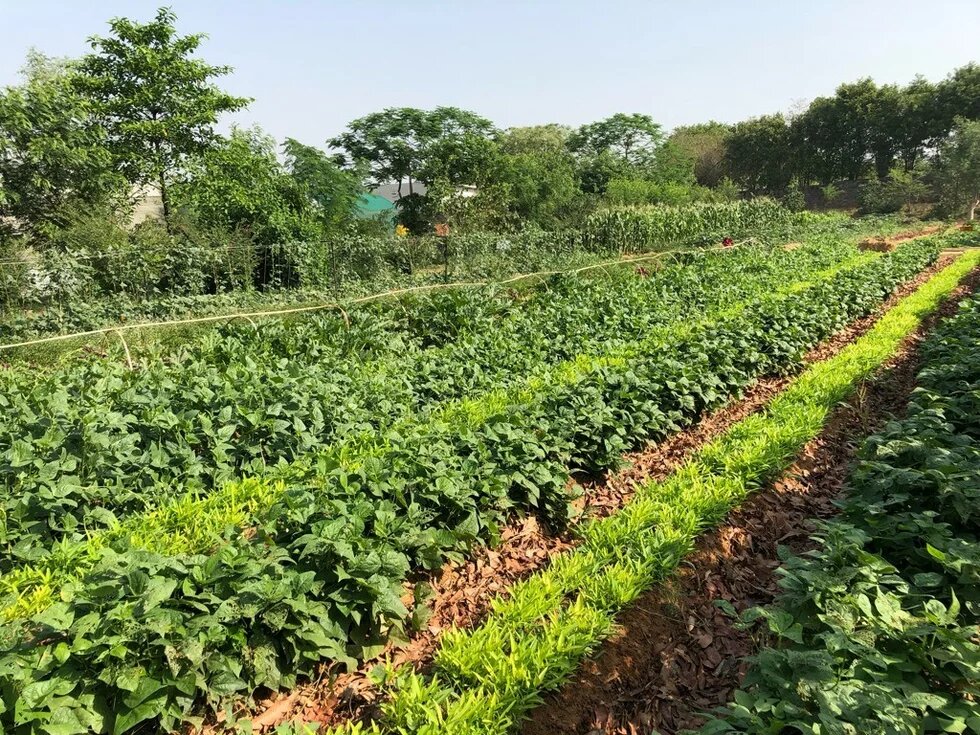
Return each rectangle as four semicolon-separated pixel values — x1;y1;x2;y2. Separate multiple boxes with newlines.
356;193;397;217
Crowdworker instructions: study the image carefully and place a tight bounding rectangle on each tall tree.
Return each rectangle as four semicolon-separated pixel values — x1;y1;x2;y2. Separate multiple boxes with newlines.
329;106;495;195
496;125;584;228
174;126;321;246
569;113;663;169
938;63;980;131
865;82;903;179
936;118;980;220
725;114;793;193
0;51;122;236
498;124;573;156
75;7;249;227
646;141;696;184
668;122;729;187
895;76;942;171
283;138;361;233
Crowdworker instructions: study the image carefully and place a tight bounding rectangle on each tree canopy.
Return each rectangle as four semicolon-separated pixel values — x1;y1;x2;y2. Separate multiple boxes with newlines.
75;7;250;223
937;118;980;220
0;51;122;235
569;113;664;169
329;106;495;195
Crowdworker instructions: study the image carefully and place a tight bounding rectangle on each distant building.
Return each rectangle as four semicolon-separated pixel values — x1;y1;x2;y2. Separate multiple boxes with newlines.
370;181;477;204
131;184;163;226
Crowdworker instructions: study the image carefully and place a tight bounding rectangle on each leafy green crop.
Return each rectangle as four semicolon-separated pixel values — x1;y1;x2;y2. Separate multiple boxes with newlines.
0;238;951;735
0;238;872;564
701;290;980;735
308;238;980;735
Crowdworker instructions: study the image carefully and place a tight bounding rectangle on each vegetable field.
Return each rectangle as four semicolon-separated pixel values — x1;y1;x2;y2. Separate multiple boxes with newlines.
702;286;980;733
0;225;978;735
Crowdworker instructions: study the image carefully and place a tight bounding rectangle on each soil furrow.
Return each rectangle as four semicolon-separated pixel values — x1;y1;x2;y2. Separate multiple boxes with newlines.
520;261;979;735
246;253;960;732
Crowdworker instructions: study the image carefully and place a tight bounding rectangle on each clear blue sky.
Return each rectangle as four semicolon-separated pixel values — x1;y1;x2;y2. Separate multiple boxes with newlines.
2;0;979;147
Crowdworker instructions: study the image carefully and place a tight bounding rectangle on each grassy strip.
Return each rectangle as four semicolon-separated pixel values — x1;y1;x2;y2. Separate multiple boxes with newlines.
335;250;980;735
699;291;980;733
0;246;890;620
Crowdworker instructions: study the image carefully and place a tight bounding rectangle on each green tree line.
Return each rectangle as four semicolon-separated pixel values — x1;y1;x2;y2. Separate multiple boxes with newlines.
2;7;980;285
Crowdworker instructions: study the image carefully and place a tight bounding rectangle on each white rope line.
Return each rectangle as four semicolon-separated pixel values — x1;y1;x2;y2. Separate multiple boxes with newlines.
0;244;742;353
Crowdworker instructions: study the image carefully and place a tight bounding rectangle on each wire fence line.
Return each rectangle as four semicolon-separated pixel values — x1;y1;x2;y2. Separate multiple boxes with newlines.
0;244;742;354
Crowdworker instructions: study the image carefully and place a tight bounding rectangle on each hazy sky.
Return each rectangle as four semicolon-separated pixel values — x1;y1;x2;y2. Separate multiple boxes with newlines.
2;0;979;148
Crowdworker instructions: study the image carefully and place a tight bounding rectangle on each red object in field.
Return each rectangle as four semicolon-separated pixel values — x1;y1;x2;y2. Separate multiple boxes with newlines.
722;237;734;247
434;222;450;237
636;266;650;277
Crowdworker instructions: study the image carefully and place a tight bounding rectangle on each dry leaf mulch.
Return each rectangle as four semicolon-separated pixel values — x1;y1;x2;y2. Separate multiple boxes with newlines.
244;254;962;732
521;262;980;735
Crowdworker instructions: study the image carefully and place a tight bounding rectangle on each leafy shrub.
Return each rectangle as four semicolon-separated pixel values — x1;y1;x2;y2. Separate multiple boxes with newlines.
860;166;931;215
781;186;806;213
821;182;841;206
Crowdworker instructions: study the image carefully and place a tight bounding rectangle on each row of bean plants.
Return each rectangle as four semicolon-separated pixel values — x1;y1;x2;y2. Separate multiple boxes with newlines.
0;238;944;735
700;290;980;733
321;249;980;735
0;239;874;564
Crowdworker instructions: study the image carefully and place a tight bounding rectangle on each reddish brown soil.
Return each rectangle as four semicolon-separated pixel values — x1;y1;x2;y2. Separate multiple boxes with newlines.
520;262;980;735
245;253;961;732
858;224;942;252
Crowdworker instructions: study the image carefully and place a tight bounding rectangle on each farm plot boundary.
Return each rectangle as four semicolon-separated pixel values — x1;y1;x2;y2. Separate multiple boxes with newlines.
247;252;963;730
314;251;980;735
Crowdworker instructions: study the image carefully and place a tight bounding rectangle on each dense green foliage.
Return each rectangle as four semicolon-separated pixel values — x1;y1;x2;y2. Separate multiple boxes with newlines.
668;122;730;188
602;176;738;207
1;200;822;342
3;6;977;312
725;66;980;207
936;118;980;220
172;127;326;248
0;53;124;237
0;236;866;564
703;289;980;734
74;7;250;224
0;9;362;291
329;107;496;193
583;199;789;252
0;235;945;734
316;244;980;735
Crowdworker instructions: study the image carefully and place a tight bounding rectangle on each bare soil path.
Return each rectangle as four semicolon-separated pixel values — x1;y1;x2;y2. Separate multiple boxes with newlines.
520;263;980;735
246;251;964;733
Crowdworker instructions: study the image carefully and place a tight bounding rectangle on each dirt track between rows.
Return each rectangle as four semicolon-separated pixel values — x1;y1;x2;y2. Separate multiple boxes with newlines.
521;259;980;735
246;248;968;733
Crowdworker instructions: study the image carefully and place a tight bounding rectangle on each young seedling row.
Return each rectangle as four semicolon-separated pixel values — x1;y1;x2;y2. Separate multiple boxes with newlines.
1;226;975;735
